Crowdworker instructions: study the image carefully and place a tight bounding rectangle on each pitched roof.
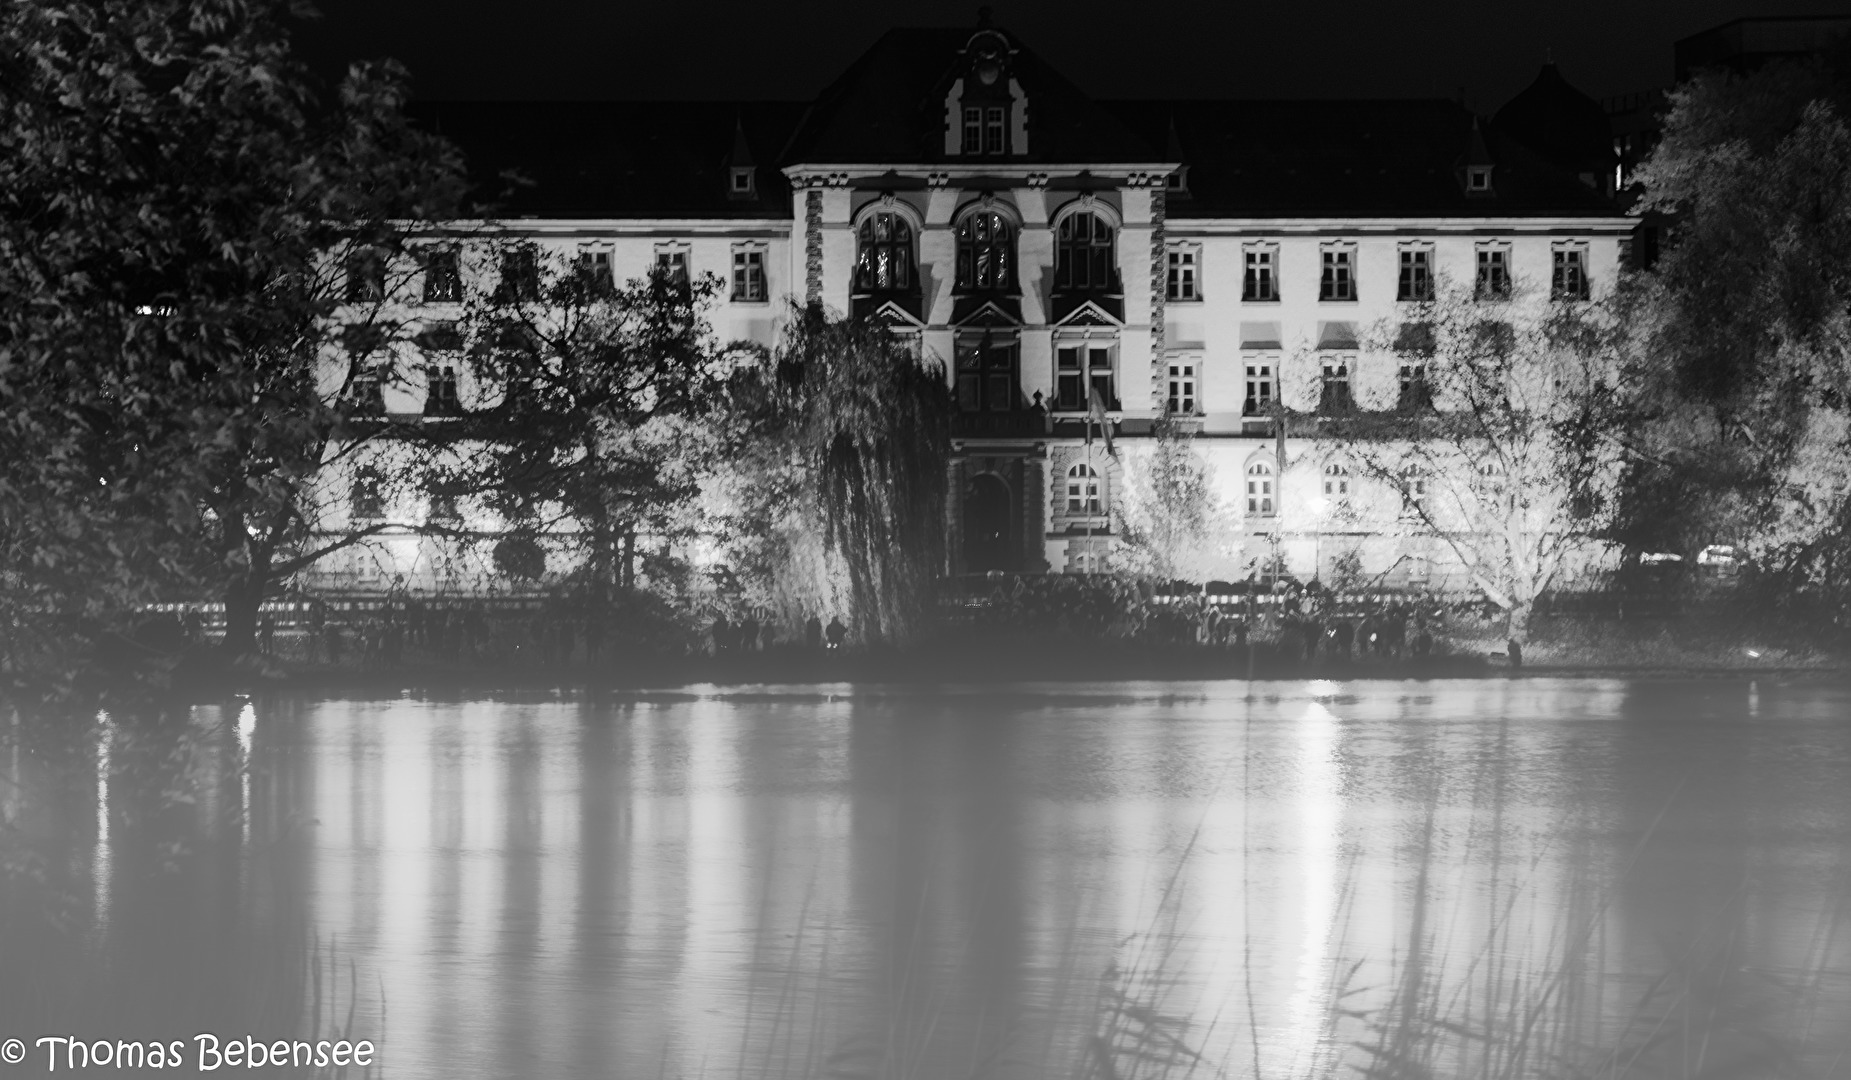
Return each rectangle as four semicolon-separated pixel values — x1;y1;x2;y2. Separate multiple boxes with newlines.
780;27;1162;166
409;101;808;219
1103;99;1623;218
1492;63;1616;174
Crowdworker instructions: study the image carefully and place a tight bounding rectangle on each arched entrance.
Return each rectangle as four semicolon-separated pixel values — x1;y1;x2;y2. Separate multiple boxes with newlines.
963;473;1017;572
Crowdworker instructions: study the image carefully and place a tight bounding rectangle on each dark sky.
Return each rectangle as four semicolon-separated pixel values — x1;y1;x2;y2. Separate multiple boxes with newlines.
292;0;1851;110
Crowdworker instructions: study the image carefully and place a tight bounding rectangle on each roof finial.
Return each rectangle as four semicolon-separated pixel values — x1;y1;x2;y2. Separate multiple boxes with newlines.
977;5;993;26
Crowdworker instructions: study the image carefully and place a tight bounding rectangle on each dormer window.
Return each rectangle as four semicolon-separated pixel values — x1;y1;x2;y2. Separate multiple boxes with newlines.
728;166;755;199
1467;165;1494;193
963;106;1008;155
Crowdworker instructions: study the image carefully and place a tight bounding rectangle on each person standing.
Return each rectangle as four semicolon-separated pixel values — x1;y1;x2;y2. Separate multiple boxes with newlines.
825;616;847;650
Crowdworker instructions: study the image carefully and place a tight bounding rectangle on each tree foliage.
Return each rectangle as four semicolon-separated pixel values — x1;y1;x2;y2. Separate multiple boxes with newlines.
0;0;466;667
1623;52;1851;601
1322;281;1627;657
1112;418;1237;584
708;305;951;646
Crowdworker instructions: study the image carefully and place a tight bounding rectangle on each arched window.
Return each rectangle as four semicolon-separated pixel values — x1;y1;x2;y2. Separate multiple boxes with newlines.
1055;211;1116;291
1245;461;1275;517
1066;463;1102;515
956;210;1015;291
1322;462;1350;498
854;211;914;293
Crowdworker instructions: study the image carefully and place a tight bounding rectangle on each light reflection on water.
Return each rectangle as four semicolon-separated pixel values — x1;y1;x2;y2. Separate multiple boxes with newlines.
2;679;1850;1078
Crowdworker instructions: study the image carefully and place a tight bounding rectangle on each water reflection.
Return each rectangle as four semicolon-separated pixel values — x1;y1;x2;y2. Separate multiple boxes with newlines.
3;680;1850;1078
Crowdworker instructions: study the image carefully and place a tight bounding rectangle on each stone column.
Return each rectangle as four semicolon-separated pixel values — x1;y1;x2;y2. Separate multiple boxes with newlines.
804;188;823;305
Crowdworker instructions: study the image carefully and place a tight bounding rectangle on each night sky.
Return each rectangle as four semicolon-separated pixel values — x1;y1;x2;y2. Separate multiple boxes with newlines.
291;0;1851;111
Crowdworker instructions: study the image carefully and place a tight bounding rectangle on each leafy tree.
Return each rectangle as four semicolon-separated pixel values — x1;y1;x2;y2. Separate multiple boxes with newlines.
0;0;466;667
1623;52;1851;603
449;247;729;603
1320;282;1627;664
708;305;951;646
1113;417;1238;584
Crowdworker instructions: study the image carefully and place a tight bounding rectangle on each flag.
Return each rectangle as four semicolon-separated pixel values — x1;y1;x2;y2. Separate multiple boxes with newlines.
1087;384;1117;459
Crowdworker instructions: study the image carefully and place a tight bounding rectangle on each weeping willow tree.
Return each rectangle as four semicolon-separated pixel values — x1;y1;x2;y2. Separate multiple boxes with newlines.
712;303;951;646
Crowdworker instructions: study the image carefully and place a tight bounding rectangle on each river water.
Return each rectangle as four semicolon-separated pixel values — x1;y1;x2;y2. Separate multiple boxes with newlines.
3;679;1849;1079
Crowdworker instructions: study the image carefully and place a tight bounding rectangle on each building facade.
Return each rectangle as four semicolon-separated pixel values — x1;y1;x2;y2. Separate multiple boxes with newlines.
317;20;1634;594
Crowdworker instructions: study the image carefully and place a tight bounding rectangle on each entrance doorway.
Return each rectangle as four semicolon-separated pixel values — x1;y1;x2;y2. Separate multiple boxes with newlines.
963;473;1017;572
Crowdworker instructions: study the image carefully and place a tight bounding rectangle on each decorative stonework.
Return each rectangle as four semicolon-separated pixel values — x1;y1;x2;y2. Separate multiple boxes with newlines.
1025;172;1050;188
804;189;823;304
1149;186;1167;408
927;172;952;189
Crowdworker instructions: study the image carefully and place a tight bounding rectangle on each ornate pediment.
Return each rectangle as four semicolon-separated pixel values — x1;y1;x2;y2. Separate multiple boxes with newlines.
1051;296;1125;327
862;298;926;329
951;295;1023;327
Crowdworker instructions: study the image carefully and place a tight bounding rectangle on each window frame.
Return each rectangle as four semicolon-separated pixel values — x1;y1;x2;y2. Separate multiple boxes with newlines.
1166;243;1201;302
654;244;692;287
1065;463;1104;516
498;246;541;303
1242;244;1279;302
350;467;385;521
1318;353;1357;414
1053;207;1117;293
1165;354;1199;417
421;247;462;304
1396;245;1434;302
1551;243;1590;301
954;207;1018;292
1322;462;1351;499
1474;243;1512;301
345;247;386;303
1319;244;1357;302
731;243;769;303
1053;335;1118;413
1242;354;1277;417
955;333;1020;413
853;208;917;294
1245;459;1277;518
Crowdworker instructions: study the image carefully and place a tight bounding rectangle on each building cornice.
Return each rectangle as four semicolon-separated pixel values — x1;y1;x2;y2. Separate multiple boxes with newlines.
780;164;1182;189
1165;216;1636;237
409;219;794;239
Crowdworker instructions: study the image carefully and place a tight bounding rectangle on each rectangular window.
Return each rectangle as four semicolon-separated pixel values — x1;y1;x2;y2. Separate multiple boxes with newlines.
1243;245;1278;301
985;107;1006;154
1397;247;1434;302
1246;467;1275;516
1242;358;1275;416
428;491;460;523
499;247;539;302
576;247;614;296
1397;362;1432;411
1166;358;1198;415
1166;247;1199;301
351;469;384;520
347;367;385;416
1055;345;1115;411
1066;469;1102;515
424;365;461;417
1475;245;1511;300
1552;245;1589;300
962;107;983;155
1319;246;1356;301
655;247;690;286
732;247;767;302
422;249;462;303
956;337;1018;413
1318;355;1355;414
345;248;385;302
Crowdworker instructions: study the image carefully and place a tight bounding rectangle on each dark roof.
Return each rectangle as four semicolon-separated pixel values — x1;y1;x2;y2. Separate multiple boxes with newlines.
1103;99;1623;218
782;27;1161;165
1492;64;1615;174
410;101;808;218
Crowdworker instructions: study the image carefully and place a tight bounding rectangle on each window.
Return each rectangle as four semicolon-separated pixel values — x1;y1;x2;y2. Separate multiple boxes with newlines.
1402;472;1428;517
729;166;755;197
1055;344;1116;412
576;247;614;296
962;107;983;155
1318;356;1356;414
985;107;1007;154
1166;358;1198;416
347;367;385;416
1166;246;1199;301
1467;165;1494;193
1245;461;1276;517
732;246;767;302
428;491;460;524
1055;210;1116;291
424;365;460;417
351;468;384;520
1066;464;1103;515
956;210;1015;291
655;247;690;286
955;335;1018;412
499;247;540;302
1475;245;1511;300
1243;245;1278;301
1319;246;1356;301
345;248;385;302
1242;359;1275;416
855;212;914;292
1322;463;1350;498
422;249;462;303
1397;247;1434;302
1552;245;1589;301
1397;363;1434;412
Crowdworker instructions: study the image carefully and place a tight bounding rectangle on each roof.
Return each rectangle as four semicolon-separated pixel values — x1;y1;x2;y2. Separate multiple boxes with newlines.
1493;64;1615;174
1103;99;1623;219
782;27;1161;165
409;101;808;219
